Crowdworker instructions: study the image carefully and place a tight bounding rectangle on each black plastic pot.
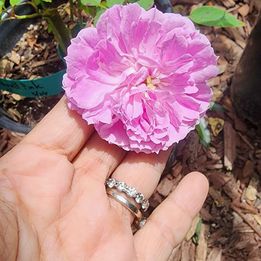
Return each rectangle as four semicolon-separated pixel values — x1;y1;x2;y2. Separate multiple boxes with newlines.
155;0;173;13
231;14;261;126
0;3;65;133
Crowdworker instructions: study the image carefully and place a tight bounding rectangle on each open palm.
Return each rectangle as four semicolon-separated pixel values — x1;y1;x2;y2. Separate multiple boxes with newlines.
0;98;208;261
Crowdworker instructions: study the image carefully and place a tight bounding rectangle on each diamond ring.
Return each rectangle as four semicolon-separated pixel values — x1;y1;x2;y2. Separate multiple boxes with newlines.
105;178;150;212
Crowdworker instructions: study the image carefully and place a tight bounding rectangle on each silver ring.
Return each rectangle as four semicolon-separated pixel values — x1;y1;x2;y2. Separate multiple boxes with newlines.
107;189;143;222
105;178;150;212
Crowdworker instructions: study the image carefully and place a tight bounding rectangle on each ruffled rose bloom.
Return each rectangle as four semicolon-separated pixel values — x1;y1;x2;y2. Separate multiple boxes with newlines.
63;4;218;153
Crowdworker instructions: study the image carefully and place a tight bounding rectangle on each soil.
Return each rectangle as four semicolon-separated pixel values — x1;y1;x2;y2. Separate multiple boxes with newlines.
0;3;83;127
0;18;64;127
0;20;65;80
0;0;261;260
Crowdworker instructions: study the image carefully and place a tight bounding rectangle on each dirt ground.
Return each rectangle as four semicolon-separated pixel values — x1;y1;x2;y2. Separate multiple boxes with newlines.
0;0;261;260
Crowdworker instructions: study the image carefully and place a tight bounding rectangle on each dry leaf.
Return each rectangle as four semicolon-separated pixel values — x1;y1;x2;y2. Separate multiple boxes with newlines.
9;51;20;65
208;77;220;87
245;185;257;201
222;0;236;8
64;3;71;16
181;241;195;261
7;108;22;121
11;94;23;101
208;117;224;137
224;121;236;171
238;4;250;17
218;56;228;74
207;248;222;261
212;87;223;101
26;35;38;48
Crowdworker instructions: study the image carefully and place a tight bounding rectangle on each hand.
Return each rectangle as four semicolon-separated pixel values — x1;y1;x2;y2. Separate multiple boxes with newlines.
0;97;208;261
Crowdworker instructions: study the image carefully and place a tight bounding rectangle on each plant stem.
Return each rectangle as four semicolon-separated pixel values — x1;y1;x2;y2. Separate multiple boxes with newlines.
77;0;83;28
69;0;74;21
0;13;42;24
44;8;71;55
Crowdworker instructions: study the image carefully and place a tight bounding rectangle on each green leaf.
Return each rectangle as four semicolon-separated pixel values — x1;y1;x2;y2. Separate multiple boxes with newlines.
81;0;101;7
42;0;52;2
33;0;41;5
106;0;124;8
192;219;202;245
196;118;211;147
10;0;23;6
190;6;244;27
81;5;97;18
94;8;106;26
137;0;154;10
0;0;4;13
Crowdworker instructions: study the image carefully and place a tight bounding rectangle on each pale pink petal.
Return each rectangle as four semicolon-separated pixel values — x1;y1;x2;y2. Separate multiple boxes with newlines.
63;3;218;154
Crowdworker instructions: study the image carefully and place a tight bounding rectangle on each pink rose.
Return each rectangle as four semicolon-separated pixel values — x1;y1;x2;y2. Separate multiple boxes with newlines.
63;4;218;153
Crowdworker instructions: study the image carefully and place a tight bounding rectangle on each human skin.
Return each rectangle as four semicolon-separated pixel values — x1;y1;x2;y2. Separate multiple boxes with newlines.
0;97;208;261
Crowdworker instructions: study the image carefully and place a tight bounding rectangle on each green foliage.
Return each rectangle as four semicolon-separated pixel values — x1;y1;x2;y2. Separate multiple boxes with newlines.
33;0;41;4
81;0;101;7
190;6;244;27
192;218;202;245
0;0;4;12
41;0;52;2
196;118;211;147
10;0;23;6
106;0;125;8
93;8;105;25
136;0;154;10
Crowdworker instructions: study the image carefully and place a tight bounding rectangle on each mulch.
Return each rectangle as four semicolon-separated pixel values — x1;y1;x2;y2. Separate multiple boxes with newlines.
0;0;260;260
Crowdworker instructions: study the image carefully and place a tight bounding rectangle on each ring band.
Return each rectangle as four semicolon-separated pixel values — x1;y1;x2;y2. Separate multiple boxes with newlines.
105;178;150;212
107;189;143;222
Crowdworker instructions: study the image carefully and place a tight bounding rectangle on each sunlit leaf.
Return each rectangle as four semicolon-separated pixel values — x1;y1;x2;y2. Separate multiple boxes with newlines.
137;0;154;10
33;0;41;5
0;0;4;13
106;0;124;8
94;8;106;26
10;0;23;6
190;6;244;27
196;118;211;147
192;218;202;245
81;0;101;7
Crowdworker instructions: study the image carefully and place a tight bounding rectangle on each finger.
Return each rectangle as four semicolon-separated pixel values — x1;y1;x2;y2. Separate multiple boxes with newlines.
22;97;94;161
72;132;127;185
134;172;209;261
109;149;171;223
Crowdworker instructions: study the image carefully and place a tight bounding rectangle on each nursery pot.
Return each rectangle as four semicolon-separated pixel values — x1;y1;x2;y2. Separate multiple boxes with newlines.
0;4;65;133
231;13;261;126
